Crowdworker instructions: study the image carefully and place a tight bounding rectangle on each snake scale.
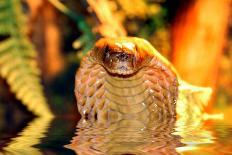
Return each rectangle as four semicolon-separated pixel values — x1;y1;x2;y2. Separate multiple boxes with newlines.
75;37;211;122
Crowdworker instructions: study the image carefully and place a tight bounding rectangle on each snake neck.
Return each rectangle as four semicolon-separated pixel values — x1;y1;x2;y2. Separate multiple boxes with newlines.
104;58;178;118
105;71;151;120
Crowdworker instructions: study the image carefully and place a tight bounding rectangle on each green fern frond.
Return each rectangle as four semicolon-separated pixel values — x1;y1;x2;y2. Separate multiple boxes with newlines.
0;0;53;117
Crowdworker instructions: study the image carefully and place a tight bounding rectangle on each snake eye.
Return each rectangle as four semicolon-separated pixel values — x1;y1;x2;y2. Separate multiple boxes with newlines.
112;56;119;63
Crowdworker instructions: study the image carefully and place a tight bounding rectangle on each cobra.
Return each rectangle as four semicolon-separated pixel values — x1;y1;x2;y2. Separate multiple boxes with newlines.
75;37;211;122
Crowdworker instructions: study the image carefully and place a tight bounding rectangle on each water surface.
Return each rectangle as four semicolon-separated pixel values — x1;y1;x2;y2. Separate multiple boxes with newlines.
0;107;232;155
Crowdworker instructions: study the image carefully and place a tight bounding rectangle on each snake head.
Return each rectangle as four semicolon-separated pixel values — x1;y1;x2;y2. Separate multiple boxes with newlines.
91;37;154;76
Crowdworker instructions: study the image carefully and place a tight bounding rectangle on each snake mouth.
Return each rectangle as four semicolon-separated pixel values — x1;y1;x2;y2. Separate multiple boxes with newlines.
105;67;135;76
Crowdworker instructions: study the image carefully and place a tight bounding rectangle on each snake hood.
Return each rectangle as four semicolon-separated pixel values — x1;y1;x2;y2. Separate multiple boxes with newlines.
91;37;177;76
75;37;212;122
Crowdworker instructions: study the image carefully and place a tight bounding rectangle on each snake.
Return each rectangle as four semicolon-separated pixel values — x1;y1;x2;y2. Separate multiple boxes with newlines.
75;37;211;122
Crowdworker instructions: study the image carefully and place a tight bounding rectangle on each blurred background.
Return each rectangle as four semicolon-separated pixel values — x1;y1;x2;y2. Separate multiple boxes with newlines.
0;0;231;151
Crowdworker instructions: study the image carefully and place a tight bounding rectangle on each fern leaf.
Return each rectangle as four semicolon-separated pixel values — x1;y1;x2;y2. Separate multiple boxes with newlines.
0;0;53;117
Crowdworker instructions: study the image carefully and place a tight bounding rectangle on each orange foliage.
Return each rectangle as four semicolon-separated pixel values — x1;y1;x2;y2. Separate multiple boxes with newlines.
27;0;64;80
172;0;231;108
116;0;160;19
87;0;126;37
42;1;64;79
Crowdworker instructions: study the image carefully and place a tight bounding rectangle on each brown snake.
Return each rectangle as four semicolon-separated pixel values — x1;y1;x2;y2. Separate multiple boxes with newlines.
75;37;178;122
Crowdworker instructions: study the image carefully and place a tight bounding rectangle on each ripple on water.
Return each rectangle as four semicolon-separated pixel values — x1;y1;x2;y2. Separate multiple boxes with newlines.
1;111;232;155
66;115;232;155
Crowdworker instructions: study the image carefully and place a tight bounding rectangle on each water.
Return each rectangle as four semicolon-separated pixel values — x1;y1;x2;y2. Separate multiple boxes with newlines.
0;108;232;155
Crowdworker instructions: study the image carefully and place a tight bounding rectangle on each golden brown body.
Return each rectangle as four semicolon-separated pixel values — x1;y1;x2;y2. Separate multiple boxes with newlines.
75;37;178;121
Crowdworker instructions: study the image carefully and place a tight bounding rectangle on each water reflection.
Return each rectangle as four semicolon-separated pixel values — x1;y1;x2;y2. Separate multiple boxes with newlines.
0;108;232;154
1;116;52;155
66;114;222;155
66;117;182;154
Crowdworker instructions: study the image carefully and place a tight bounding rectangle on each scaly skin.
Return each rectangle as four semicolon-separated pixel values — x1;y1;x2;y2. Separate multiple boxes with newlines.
75;37;178;122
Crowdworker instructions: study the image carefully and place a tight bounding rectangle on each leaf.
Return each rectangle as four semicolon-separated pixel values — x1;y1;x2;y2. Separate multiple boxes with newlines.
0;0;53;117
